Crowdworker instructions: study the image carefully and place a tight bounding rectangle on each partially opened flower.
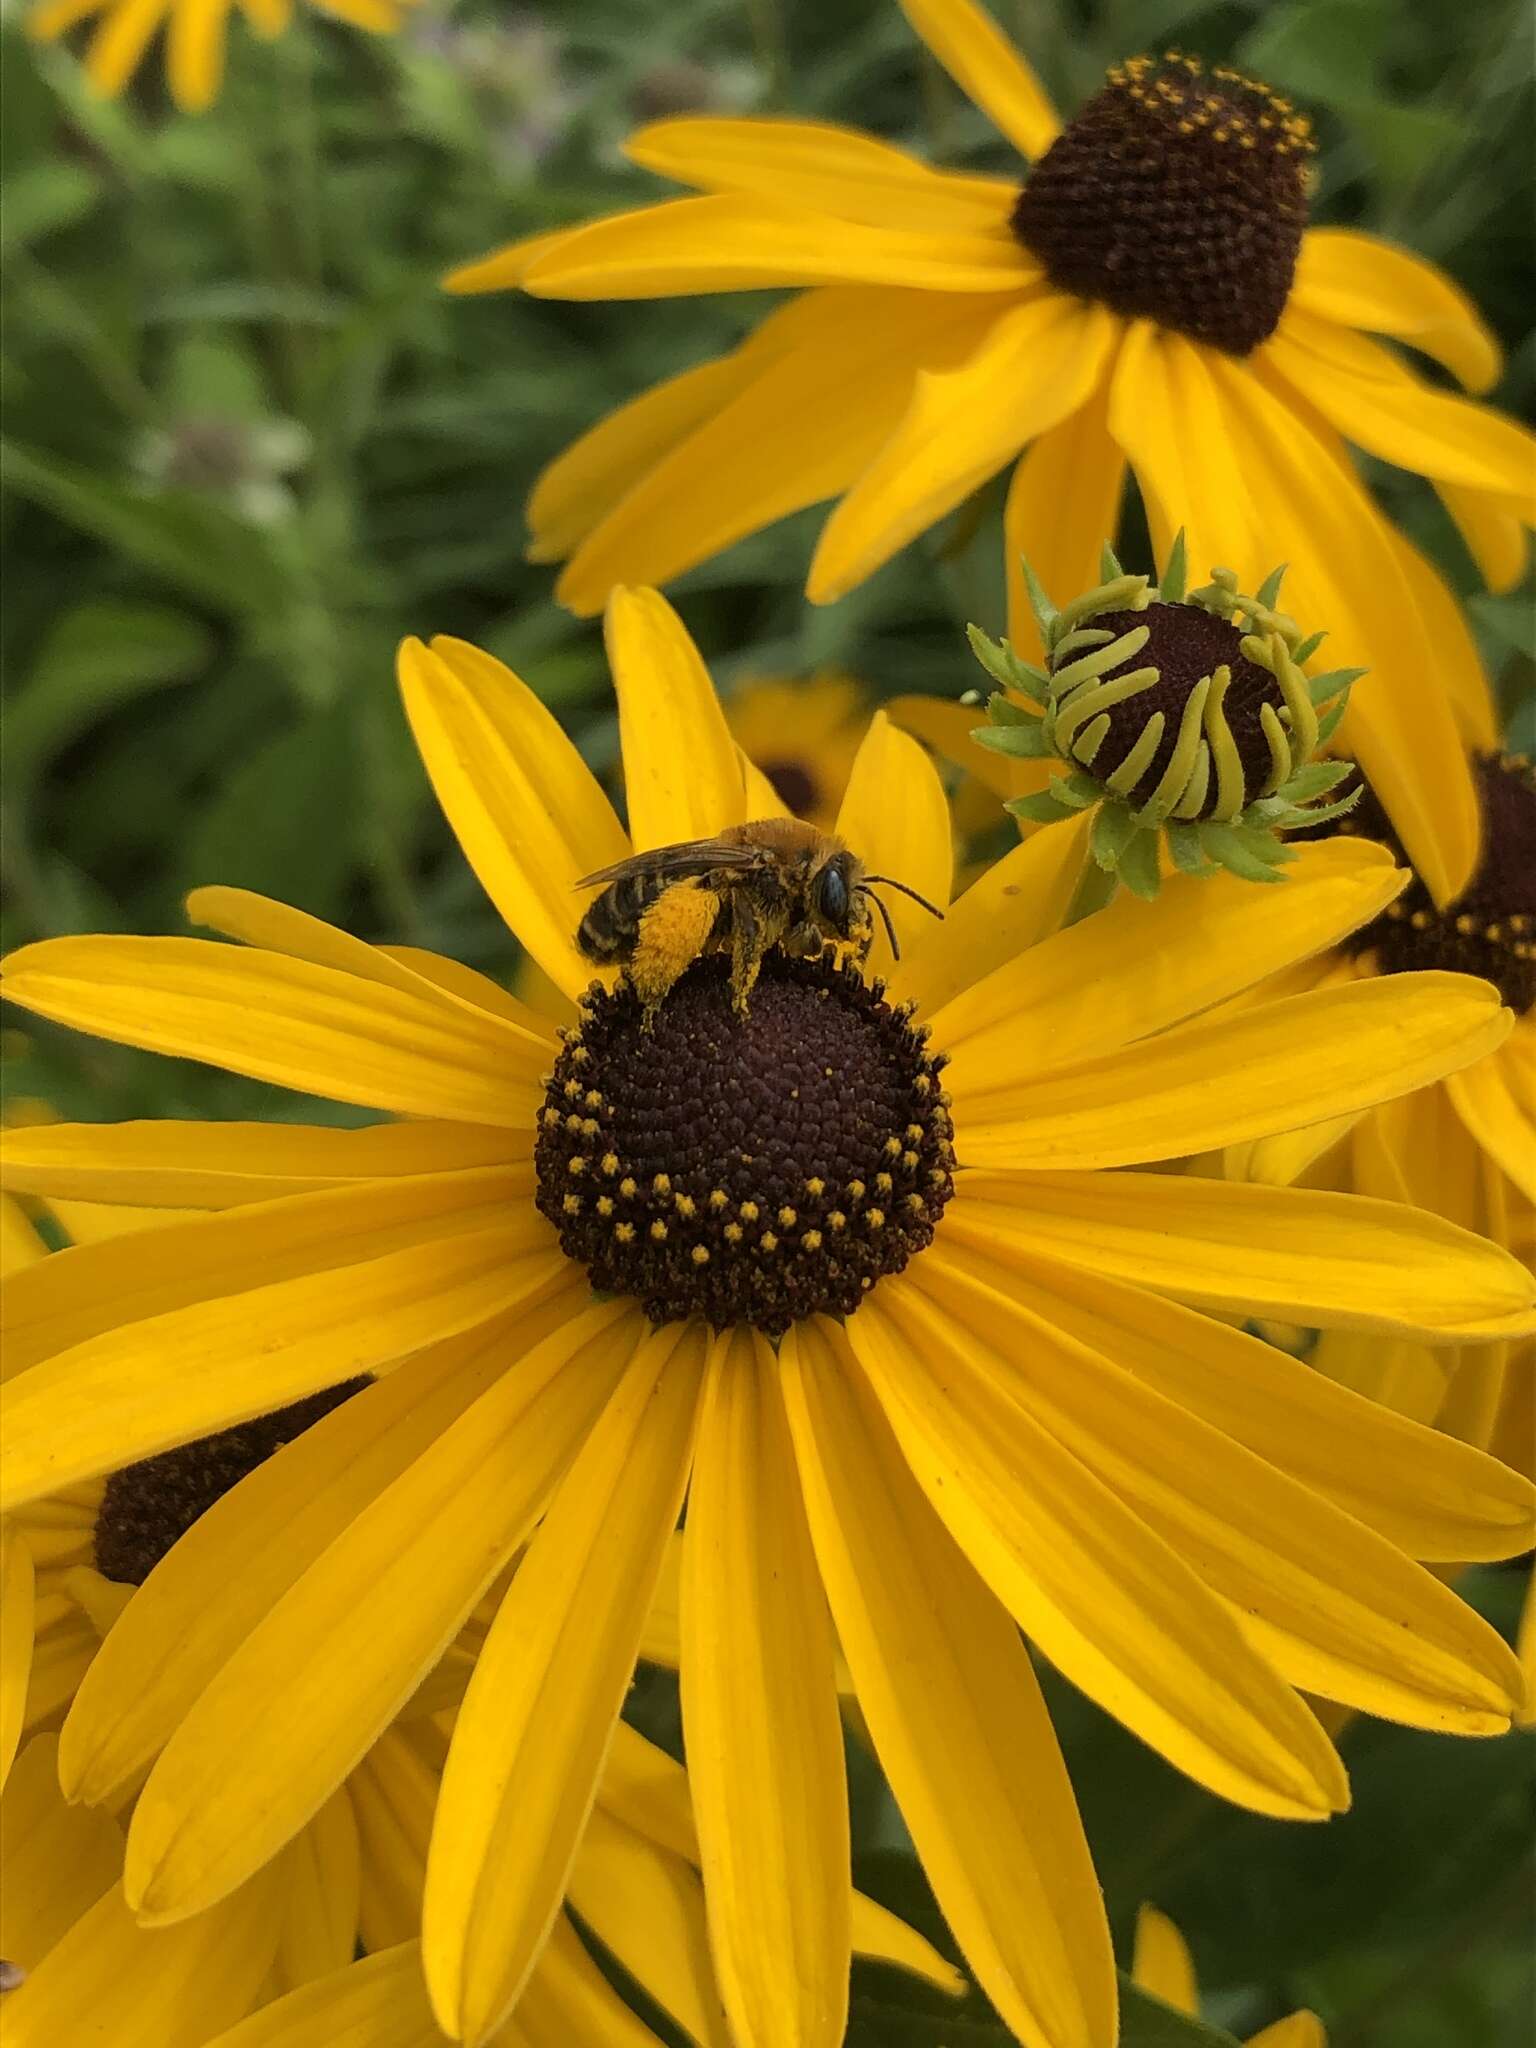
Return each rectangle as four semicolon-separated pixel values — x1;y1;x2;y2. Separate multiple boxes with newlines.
26;0;418;117
1132;1904;1323;2048
3;590;1534;2048
452;0;1536;903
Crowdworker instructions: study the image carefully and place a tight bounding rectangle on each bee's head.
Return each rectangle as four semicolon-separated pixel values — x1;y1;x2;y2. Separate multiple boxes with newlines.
811;850;861;936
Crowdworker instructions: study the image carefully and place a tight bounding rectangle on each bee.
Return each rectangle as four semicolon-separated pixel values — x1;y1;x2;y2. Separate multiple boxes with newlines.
575;817;941;1021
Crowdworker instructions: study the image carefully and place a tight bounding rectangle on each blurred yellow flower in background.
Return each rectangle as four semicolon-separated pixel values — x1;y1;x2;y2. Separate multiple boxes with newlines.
26;0;417;115
452;0;1536;907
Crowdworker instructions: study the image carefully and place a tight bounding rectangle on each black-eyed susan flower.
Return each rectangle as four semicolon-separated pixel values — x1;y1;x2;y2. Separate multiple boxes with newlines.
3;589;1536;2048
1132;1903;1323;2048
971;540;1360;895
0;1194;956;2046
452;0;1536;906
26;0;417;116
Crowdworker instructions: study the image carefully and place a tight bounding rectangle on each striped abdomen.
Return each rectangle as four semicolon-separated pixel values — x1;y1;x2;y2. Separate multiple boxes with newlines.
577;870;670;964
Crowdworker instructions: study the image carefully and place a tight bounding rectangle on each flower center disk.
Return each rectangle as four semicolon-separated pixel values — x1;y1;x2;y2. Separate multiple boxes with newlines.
94;1380;368;1586
536;953;955;1336
1011;51;1314;356
1325;754;1536;1012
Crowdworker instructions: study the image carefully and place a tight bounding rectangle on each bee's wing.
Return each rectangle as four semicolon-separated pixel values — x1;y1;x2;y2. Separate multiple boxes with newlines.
574;837;768;890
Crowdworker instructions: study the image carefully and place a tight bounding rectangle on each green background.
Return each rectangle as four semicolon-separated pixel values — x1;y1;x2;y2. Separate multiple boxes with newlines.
2;1;1532;2041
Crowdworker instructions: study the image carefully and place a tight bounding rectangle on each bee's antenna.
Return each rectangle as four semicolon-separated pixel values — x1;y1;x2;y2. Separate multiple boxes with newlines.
863;886;902;961
862;876;944;919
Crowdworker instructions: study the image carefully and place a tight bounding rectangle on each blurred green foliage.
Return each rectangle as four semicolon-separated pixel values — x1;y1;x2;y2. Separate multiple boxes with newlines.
1;3;1532;2041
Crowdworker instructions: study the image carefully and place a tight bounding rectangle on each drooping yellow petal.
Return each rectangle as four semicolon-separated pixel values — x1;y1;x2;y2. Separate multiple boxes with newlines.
567;1807;732;2048
1130;1906;1198;2015
950;971;1510;1171
350;1727;437;1953
1110;322;1478;904
165;0;229;111
119;1301;640;1923
781;1318;1116;2048
2;1166;533;1380
625;116;1017;234
0;1523;35;1788
0;935;542;1127
852;1289;1348;1816
554;287;1000;616
0;1117;518;1209
1290;228;1501;393
3;1199;559;1509
682;1328;850;2048
528;351;764;564
897;0;1061;158
0;1735;123;1974
513;1910;662;2048
397;635;629;999
1265;314;1536;505
424;1325;705;2048
607;585;745;849
196;1941;442;2048
897;814;1090;1017
1382;523;1500;748
83;0;168;98
944;1171;1536;1339
521;194;1033;300
809;294;1113;603
1004;378;1128;660
834;712;953;983
272;1791;361;1992
1447;1046;1536;1205
979;1247;1532;1562
916;1242;1525;1732
3;1859;286;2048
1439;479;1530;593
933;838;1404;1085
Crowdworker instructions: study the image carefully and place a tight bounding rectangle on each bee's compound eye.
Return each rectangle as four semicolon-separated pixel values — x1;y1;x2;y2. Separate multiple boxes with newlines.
815;861;850;927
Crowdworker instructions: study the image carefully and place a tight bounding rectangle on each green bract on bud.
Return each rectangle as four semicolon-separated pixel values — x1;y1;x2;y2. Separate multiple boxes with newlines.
969;536;1362;899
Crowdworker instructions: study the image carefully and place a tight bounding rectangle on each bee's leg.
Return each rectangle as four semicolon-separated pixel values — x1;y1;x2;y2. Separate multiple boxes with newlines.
632;882;722;1027
728;894;784;1014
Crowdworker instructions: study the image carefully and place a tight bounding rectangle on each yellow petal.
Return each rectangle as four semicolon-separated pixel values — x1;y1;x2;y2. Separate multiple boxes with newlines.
1310;1325;1449;1429
554;286;1000;616
445;222;599;295
852;1288;1347;1817
834;712;953;982
272;1791;360;1993
1447;1047;1536;1205
944;1171;1536;1339
25;0;111;42
0;1522;34;1789
780;1318;1116;2048
166;0;228;111
625;115;1017;233
568;1806;732;2048
886;691;1019;801
1247;2015;1327;2048
1439;479;1530;593
0;1117;518;1209
2;1166;533;1381
397;634;629;999
513;1911;663;2048
2;1199;559;1509
196;1941;441;2048
309;0;405;30
1131;1906;1197;2015
918;1241;1525;1732
897;0;1061;158
934;838;1405;1087
120;1301;639;1923
1291;228;1501;393
682;1328;850;2048
0;934;543;1127
1004;379;1128;661
606;585;745;848
1110;322;1478;904
849;1891;966;1998
83;0;167;98
1381;523;1500;749
952;970;1511;1171
809;294;1114;602
528;351;763;564
899;813;1091;1017
1266;314;1536;504
981;1247;1531;1562
424;1325;704;2048
3;1861;286;2048
350;1728;437;1953
0;1735;123;1973
521;194;1034;299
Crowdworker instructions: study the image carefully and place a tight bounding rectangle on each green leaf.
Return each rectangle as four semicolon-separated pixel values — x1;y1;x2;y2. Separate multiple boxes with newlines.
1158;530;1189;605
4;601;212;788
179;712;357;918
1;440;292;616
1120;1979;1245;2047
1090;801;1141;871
0;162;103;255
1116;827;1165;899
